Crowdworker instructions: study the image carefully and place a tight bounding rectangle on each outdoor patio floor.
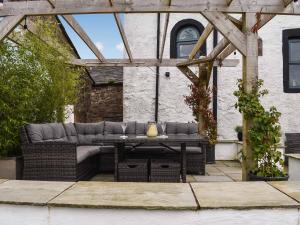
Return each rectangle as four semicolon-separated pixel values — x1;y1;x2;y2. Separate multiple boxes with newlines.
91;160;242;182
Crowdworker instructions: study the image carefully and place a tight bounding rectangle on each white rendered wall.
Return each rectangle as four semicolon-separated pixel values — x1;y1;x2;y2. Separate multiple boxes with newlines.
0;204;298;225
124;14;300;145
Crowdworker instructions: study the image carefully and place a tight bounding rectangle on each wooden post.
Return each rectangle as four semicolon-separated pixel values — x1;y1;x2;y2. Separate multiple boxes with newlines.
198;64;208;136
242;13;259;181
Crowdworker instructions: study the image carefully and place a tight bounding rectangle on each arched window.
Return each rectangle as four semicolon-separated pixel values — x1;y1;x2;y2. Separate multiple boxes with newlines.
170;19;206;59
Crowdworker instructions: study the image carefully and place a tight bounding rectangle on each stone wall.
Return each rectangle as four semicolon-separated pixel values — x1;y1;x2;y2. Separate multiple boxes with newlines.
75;80;123;123
124;14;300;141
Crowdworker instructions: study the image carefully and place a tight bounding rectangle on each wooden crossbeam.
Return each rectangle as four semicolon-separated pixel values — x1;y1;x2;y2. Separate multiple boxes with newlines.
202;11;247;56
218;14;276;62
72;58;239;68
0;15;24;42
2;0;300;16
159;13;170;61
189;23;214;60
62;15;105;62
177;66;198;83
109;0;133;62
113;13;133;62
159;0;171;61
46;0;55;8
283;0;293;7
227;14;243;29
226;0;234;6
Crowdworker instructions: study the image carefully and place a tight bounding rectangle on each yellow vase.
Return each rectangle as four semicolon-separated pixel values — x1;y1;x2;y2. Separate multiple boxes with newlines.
147;122;158;137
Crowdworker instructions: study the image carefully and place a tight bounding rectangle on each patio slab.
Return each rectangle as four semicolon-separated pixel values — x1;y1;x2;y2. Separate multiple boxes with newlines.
49;182;197;210
0;179;7;184
193;175;233;182
269;181;300;203
191;182;300;209
0;180;74;206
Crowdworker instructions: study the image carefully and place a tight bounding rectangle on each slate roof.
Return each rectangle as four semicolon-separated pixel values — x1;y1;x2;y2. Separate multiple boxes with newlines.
88;67;123;85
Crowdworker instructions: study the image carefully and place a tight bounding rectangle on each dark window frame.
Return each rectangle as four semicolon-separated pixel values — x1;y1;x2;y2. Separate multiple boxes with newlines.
170;19;206;59
283;28;300;93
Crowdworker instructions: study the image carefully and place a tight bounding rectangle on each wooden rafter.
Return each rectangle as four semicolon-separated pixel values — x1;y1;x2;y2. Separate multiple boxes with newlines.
109;0;133;62
2;0;300;16
159;0;171;61
189;23;214;60
226;0;234;6
72;58;239;68
282;0;293;7
0;15;24;42
62;15;105;62
46;0;55;8
202;11;247;56
159;13;170;61
218;14;276;62
177;66;198;83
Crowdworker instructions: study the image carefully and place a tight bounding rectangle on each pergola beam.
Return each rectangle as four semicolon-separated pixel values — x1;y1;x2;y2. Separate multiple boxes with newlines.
189;23;214;60
159;13;170;61
201;11;247;56
72;58;239;68
177;66;198;83
46;0;56;8
2;0;300;16
159;0;172;61
0;15;24;42
109;0;133;62
62;15;105;62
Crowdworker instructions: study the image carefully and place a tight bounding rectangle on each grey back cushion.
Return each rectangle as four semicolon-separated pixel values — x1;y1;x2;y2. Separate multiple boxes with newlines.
63;123;78;143
104;121;136;135
75;122;104;145
26;123;68;143
166;122;198;135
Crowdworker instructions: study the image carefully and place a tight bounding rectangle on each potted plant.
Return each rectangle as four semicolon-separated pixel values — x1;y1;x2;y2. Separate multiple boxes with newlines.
235;126;243;141
184;80;217;164
234;79;288;181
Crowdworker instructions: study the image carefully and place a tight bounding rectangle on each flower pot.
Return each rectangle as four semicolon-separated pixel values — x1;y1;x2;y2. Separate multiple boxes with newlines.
0;156;23;180
237;132;243;141
249;172;289;181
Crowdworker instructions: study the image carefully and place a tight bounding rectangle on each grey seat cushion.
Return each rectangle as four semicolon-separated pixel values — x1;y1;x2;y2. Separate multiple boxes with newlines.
75;122;104;145
63;123;78;143
77;146;101;163
26;123;68;143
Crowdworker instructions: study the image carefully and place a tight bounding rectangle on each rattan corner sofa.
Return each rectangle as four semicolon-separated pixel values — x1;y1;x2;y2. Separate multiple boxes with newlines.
20;121;205;181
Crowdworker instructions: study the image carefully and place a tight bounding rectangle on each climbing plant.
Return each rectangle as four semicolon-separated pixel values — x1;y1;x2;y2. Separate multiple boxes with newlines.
185;80;217;144
0;17;83;157
234;79;284;177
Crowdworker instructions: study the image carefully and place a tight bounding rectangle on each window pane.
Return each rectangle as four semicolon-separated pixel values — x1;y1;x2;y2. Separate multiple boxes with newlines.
289;39;300;63
177;27;199;41
289;64;300;88
178;43;195;58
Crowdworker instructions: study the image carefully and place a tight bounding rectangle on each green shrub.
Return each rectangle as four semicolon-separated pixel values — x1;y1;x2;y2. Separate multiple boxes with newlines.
0;18;82;157
234;79;284;177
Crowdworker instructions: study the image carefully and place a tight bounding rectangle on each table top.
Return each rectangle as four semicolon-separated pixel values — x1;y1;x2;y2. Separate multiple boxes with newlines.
93;134;208;144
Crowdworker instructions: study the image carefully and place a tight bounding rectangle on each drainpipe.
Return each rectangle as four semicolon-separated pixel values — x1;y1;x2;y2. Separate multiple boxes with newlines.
213;29;218;123
154;13;161;122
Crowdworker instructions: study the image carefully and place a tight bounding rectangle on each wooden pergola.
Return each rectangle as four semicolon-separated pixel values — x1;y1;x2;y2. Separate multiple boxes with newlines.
0;0;298;180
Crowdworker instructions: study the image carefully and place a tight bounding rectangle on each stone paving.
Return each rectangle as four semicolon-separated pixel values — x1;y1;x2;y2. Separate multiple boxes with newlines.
91;160;242;182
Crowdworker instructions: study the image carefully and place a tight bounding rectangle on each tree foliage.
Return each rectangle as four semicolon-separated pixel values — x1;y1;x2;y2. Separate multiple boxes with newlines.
0;18;83;157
